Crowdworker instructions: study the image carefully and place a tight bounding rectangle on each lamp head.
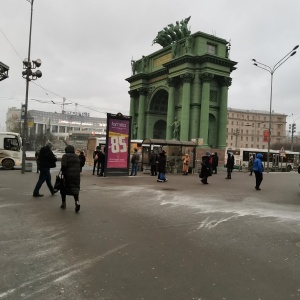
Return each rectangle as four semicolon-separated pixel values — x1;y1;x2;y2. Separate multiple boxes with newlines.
254;63;258;66
293;45;299;51
252;59;256;62
33;59;42;67
23;58;30;68
34;70;42;78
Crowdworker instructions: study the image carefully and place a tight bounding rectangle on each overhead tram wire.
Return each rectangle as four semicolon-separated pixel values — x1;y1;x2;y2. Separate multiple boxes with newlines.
0;27;24;62
0;27;124;117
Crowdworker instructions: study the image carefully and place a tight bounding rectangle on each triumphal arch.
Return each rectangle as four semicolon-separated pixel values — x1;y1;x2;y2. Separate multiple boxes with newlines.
126;17;237;148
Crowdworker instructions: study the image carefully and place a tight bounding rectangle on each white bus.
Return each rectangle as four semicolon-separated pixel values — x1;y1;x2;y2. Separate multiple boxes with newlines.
226;147;299;172
0;132;23;170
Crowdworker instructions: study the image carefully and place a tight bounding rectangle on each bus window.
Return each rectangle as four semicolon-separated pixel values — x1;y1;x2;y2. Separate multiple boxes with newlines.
4;137;19;151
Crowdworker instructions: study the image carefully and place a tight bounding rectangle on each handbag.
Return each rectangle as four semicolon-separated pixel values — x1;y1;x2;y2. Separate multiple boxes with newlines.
54;171;64;191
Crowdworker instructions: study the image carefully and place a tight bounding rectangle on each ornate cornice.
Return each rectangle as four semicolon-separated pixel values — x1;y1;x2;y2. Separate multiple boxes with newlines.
199;72;214;82
167;77;179;87
180;72;194;83
163;54;237;72
138;87;148;95
220;76;232;87
128;90;139;98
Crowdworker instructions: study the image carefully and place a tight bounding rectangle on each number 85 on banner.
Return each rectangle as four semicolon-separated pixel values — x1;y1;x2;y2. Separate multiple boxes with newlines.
110;136;127;153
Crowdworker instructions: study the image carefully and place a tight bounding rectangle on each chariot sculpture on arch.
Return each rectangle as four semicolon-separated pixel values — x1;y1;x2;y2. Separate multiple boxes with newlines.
152;16;192;48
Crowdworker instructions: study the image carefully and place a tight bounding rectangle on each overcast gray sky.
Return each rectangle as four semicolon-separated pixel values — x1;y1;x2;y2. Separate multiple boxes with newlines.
1;0;300;132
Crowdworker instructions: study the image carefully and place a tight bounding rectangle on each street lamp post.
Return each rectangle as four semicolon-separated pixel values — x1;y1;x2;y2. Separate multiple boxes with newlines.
21;0;42;174
252;45;298;173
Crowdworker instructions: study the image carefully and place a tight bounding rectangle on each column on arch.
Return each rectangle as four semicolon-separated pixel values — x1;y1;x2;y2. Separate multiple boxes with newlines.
128;90;137;119
190;70;201;140
137;87;148;140
218;77;231;148
180;73;194;141
166;78;176;140
199;72;214;147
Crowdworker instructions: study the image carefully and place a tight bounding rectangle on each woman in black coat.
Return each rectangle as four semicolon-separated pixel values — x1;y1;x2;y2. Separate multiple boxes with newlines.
60;145;81;212
157;150;167;182
199;152;212;184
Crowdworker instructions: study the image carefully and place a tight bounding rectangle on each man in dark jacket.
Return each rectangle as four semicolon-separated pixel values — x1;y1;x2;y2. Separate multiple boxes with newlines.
97;149;105;177
225;153;235;179
92;146;101;175
33;142;58;197
60;145;81;212
212;152;219;174
149;150;158;176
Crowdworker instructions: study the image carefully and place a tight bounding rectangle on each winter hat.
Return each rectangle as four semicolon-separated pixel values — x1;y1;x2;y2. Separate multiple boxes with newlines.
206;151;211;156
46;142;53;149
65;145;75;153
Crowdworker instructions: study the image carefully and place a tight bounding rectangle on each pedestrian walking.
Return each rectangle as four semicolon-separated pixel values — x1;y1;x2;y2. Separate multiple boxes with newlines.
182;153;190;175
130;148;140;176
33;142;58;197
248;156;254;176
157;150;167;182
60;145;81;212
92;146;101;175
78;151;86;174
149;150;158;176
253;153;263;190
35;149;40;173
212;152;219;174
199;152;212;184
97;149;105;177
225;152;235;179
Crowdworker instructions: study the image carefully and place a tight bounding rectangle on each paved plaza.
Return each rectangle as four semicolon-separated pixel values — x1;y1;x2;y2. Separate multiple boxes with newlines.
1;163;300;300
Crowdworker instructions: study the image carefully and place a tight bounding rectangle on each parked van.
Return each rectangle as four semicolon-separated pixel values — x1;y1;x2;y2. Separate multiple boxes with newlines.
0;132;22;170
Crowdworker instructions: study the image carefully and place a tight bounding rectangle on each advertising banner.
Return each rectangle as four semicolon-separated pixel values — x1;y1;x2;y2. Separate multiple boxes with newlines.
106;115;130;169
263;129;269;142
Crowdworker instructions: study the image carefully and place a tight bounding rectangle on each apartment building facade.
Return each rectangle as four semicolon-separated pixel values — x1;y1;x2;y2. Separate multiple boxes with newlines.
226;108;287;149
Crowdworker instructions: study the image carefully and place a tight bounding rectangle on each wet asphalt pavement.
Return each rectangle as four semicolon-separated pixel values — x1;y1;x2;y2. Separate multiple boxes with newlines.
1;163;300;300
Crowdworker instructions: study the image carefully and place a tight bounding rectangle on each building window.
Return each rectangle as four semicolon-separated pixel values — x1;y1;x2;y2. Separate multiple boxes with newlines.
262;145;265;149
209;90;218;102
241;137;243;141
246;130;248;134
246;137;248;141
207;43;216;55
246;144;248;147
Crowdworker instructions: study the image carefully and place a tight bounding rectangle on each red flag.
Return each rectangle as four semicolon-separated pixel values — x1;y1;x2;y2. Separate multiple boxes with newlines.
263;130;269;142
